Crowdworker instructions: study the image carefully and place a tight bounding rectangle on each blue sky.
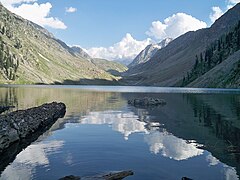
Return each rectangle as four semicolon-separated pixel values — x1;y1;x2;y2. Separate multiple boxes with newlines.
1;0;239;62
47;0;225;47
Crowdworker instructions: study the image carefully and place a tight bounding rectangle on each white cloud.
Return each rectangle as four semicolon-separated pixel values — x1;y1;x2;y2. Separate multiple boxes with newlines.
228;0;240;4
1;0;36;7
86;13;207;63
66;7;77;13
228;0;240;7
146;13;207;40
86;33;153;63
1;1;67;29
209;0;240;23
210;6;224;23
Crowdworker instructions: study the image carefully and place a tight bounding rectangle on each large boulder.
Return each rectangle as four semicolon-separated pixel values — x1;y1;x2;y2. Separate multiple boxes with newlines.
0;102;66;153
59;170;134;180
128;97;166;107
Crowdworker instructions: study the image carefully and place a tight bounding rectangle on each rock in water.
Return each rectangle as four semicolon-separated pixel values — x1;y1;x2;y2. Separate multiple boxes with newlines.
0;102;66;153
59;175;81;180
182;177;193;180
128;97;166;107
59;170;134;180
101;170;134;180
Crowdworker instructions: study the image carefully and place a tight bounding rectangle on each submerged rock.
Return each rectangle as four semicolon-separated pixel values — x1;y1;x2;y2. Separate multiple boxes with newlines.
182;177;193;180
128;97;166;107
59;175;81;180
0;102;66;153
60;170;134;180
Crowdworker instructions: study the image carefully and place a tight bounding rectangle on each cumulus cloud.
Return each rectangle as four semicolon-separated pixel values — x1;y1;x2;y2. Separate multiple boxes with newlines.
210;7;224;23
228;0;240;4
210;0;240;23
1;0;67;29
146;13;207;40
66;7;77;13
227;0;240;8
1;0;36;7
86;33;153;63
86;13;207;62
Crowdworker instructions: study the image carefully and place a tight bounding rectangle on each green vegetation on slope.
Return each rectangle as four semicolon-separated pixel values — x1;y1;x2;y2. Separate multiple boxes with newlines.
91;58;128;76
0;3;118;84
0;36;19;80
221;60;240;87
181;20;240;87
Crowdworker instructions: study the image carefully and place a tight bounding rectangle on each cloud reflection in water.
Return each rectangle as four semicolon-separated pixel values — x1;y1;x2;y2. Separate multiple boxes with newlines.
79;110;239;179
80;111;148;140
1;140;64;180
80;110;204;160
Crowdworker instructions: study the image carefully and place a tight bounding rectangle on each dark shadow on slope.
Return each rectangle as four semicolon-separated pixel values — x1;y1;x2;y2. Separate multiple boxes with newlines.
51;38;76;56
107;69;123;76
52;78;120;86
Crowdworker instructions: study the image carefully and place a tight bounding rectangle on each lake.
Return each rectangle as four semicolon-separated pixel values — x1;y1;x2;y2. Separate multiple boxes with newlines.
0;85;240;180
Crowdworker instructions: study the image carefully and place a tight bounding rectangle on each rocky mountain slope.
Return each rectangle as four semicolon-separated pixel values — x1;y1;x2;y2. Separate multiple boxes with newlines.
91;58;127;76
0;3;118;84
70;46;92;60
181;20;240;88
123;3;240;88
128;38;172;68
187;50;240;88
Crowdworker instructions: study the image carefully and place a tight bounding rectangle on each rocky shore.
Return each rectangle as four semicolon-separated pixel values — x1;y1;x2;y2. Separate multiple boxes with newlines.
0;102;66;154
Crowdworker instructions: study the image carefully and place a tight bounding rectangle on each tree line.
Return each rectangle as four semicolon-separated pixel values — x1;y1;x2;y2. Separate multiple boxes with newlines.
0;36;19;80
182;20;240;86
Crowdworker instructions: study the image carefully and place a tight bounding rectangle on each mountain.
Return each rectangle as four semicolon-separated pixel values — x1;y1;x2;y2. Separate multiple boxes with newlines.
0;3;117;85
187;50;240;88
123;3;240;87
70;46;92;60
91;58;128;76
128;38;172;68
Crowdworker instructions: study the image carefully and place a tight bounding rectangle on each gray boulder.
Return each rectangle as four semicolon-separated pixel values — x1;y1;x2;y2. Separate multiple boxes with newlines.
128;97;166;107
59;170;134;180
0;102;66;153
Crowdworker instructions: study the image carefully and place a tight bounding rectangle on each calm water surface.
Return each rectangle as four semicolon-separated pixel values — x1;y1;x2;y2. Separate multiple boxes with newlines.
0;85;240;180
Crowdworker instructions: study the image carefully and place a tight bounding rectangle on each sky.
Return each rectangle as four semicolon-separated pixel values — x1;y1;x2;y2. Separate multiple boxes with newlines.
1;0;240;63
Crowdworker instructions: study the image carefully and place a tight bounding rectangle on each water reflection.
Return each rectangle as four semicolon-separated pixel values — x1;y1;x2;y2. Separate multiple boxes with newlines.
144;131;203;160
80;111;148;140
78;110;204;160
66;108;239;179
1;140;64;180
0;86;240;179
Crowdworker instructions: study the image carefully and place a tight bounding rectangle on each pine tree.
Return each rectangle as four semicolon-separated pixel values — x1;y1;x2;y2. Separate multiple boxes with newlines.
181;20;240;86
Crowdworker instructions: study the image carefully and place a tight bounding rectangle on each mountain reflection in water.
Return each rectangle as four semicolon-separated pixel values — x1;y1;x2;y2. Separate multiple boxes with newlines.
0;86;240;180
79;110;204;160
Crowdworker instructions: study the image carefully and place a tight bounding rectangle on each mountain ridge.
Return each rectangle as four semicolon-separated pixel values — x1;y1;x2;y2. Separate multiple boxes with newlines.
128;38;172;69
0;3;120;85
1;2;240;88
122;3;240;87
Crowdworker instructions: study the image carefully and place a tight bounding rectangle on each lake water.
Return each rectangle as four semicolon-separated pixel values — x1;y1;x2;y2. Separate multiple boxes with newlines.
0;85;240;180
